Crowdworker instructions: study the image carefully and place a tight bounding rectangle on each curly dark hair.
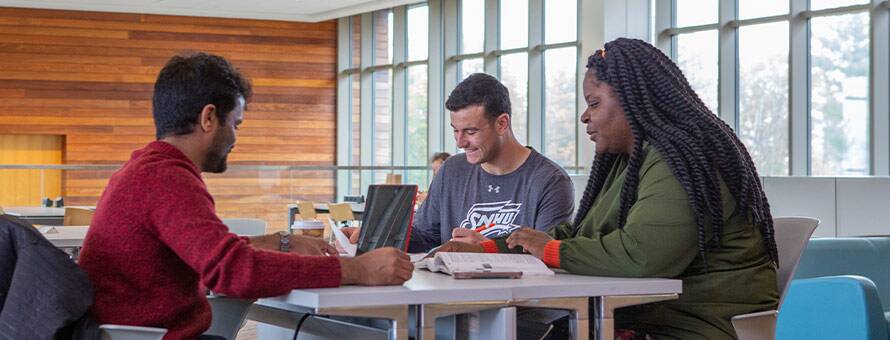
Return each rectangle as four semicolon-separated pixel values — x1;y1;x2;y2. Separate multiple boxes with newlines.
431;152;451;163
445;73;511;121
152;52;252;139
575;38;778;266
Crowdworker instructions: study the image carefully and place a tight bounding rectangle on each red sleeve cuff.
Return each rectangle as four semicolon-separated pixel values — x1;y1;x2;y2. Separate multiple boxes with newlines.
480;240;499;253
542;240;561;268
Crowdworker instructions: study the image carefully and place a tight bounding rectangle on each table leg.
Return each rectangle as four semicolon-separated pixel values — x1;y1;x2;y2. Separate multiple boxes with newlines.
593;294;678;340
418;301;512;340
317;305;410;340
249;302;409;340
513;297;590;340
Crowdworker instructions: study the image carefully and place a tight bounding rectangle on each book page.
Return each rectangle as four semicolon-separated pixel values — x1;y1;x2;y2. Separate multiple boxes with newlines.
329;218;357;256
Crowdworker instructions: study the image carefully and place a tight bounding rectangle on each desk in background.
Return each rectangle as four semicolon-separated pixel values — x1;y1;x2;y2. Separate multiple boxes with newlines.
286;203;364;227
41;225;89;248
4;206;95;226
250;269;681;340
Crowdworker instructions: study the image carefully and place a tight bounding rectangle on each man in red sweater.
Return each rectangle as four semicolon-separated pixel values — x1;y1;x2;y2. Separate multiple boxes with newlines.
78;52;414;340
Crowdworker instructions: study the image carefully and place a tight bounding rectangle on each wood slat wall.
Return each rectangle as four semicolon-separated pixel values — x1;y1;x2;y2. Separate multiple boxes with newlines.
0;7;338;230
0;134;62;206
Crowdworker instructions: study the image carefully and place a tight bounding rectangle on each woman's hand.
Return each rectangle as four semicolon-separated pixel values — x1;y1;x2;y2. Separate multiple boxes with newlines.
505;227;553;258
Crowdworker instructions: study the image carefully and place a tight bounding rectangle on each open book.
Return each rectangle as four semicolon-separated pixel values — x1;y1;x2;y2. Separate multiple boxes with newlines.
415;252;554;278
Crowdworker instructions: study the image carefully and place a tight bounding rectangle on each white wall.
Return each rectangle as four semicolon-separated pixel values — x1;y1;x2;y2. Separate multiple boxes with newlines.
569;175;890;237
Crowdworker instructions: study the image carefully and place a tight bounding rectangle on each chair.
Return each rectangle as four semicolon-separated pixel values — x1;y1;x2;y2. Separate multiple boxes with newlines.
221;218;267;236
385;173;402;184
297;200;317;220
64;207;94;226
328;203;356;223
99;325;167;340
204;294;256;340
776;275;889;340
731;216;819;340
776;237;890;339
206;218;266;339
0;214;166;340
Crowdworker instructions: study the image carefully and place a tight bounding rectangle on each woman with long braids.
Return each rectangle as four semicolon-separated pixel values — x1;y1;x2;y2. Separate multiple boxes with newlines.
440;38;779;339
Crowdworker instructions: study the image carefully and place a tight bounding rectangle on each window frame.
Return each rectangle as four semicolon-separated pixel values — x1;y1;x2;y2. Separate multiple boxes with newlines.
656;0;890;176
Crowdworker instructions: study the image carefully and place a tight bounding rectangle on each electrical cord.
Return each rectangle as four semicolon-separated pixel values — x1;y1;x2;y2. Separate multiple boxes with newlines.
291;313;313;340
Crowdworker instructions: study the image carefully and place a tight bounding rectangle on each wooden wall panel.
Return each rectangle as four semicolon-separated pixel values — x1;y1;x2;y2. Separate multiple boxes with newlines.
0;7;338;229
0;134;62;207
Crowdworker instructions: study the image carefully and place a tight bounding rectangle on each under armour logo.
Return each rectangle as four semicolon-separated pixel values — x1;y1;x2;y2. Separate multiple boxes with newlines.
487;185;500;193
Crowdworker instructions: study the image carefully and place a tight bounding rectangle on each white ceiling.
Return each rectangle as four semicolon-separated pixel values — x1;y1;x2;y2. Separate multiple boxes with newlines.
0;0;425;22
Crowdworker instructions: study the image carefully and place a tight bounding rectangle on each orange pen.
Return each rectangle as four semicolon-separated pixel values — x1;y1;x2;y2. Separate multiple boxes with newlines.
475;223;495;233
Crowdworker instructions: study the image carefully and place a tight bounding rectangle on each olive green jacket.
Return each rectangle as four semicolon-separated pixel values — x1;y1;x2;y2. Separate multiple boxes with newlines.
493;144;778;339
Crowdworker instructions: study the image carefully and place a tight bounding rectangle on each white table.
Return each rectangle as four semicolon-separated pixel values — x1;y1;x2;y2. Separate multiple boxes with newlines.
5;206;95;225
252;269;681;340
40;226;89;248
5;206;66;225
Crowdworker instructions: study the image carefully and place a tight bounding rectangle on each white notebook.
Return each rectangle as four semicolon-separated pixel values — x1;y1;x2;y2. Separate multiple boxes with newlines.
415;252;554;278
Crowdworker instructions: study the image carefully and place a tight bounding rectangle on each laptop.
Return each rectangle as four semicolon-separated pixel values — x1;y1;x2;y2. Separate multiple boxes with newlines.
355;184;418;255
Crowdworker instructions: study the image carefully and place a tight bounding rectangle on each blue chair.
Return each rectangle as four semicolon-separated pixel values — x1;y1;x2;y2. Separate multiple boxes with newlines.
777;237;890;339
777;276;888;340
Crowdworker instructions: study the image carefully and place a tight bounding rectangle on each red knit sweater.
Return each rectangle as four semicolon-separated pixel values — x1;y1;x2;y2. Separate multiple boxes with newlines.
79;141;342;339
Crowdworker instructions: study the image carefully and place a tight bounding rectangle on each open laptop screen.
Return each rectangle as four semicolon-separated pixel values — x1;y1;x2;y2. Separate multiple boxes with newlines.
356;184;418;255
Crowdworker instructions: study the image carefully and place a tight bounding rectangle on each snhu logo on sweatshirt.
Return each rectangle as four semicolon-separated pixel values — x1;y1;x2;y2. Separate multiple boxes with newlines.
459;200;522;238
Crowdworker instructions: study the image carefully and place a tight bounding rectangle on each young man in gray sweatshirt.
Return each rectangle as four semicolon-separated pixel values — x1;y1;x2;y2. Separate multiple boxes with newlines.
407;73;574;252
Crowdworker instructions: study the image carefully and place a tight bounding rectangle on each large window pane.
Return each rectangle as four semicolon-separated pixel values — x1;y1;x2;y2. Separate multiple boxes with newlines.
407;65;429;187
676;0;717;27
811;13;870;176
373;70;393;184
676;30;718;114
350;75;361;193
500;52;528;145
544;47;577;167
501;0;528;49
810;0;869;11
739;0;788;20
407;5;428;61
374;10;393;65
544;0;576;44
459;58;484;81
350;15;361;68
460;0;484;53
739;22;789;176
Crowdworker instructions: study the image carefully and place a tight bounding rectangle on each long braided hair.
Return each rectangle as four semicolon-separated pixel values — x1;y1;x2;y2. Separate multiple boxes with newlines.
574;38;778;266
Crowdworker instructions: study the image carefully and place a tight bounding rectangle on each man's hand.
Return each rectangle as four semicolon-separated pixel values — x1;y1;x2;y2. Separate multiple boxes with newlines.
289;234;338;256
505;227;552;258
438;240;486;253
341;227;361;244
450;228;487;245
339;247;414;286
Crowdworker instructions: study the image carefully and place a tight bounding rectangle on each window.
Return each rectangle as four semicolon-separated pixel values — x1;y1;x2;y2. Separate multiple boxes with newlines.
541;0;579;168
662;0;887;176
739;22;789;176
460;0;484;54
810;13;870;176
676;30;718;114
337;1;582;197
501;52;528;145
372;10;393;184
544;47;577;167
